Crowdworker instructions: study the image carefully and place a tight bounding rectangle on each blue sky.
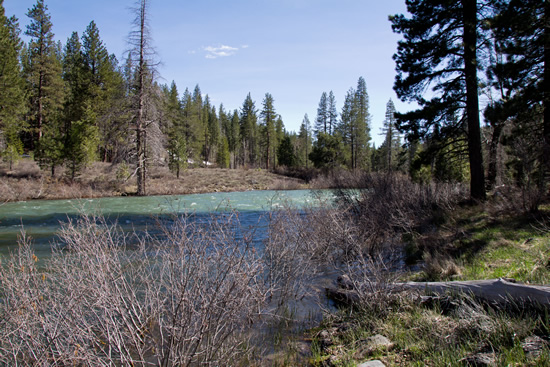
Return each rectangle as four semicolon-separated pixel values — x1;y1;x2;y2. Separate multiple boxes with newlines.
5;0;410;146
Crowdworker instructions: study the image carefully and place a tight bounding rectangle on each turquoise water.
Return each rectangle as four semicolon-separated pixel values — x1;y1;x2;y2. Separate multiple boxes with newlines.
0;190;327;256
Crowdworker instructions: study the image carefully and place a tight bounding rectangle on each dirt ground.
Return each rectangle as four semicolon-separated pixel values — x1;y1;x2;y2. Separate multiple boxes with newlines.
0;159;308;202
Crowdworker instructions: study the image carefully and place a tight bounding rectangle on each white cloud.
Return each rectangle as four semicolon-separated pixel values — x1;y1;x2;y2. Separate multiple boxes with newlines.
202;45;241;59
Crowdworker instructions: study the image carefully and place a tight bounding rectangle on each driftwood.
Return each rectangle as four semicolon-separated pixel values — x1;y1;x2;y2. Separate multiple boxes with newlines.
328;277;550;309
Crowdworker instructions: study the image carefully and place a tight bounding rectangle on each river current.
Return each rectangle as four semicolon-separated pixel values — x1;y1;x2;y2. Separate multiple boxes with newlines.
0;189;327;257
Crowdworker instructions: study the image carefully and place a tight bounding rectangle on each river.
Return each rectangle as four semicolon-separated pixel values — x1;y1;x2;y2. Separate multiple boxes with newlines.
0;189;328;257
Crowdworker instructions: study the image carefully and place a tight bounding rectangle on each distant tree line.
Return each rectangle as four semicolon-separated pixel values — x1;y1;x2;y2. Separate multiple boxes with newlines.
0;0;548;204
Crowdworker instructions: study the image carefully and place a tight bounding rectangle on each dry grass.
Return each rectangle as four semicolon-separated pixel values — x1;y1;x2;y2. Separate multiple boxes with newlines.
0;160;307;202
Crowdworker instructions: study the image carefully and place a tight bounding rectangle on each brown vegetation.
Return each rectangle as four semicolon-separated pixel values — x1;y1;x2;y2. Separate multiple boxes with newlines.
0;159;307;202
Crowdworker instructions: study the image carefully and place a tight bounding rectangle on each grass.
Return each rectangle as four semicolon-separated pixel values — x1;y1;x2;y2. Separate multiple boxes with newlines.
309;297;550;366
308;201;550;366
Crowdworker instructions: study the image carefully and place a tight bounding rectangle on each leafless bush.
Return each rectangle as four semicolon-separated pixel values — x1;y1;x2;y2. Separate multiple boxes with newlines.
488;183;545;215
331;172;466;255
0;213;270;366
263;173;467;319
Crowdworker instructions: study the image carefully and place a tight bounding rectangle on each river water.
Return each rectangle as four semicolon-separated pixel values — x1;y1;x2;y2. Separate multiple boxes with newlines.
0;189;327;257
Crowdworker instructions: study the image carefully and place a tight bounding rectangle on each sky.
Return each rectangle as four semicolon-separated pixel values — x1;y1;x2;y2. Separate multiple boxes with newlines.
4;0;411;146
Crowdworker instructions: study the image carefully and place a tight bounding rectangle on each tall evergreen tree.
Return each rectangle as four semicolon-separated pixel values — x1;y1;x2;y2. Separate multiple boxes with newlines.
240;93;258;167
380;99;401;172
327;90;338;136
0;2;26;168
206;101;220;165
337;88;355;168
24;0;65;150
315;91;328;136
81;20;125;162
277;133;297;167
187;84;203;161
260;93;276;169
228;109;240;168
391;0;486;200
490;0;550;192
62;31;99;179
353;76;371;170
25;0;66;174
297;114;312;168
164;81;187;178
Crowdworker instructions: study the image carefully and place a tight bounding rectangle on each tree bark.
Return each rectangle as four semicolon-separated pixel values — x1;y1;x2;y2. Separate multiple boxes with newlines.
136;0;147;196
543;0;550;187
463;0;486;201
487;122;504;190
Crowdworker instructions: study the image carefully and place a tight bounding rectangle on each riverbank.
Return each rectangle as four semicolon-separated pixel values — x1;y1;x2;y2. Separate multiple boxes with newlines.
0;159;309;202
303;201;550;366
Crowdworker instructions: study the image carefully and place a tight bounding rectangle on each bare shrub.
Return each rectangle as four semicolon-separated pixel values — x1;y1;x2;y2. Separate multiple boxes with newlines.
263;173;467;318
0;213;270;366
488;183;545;216
331;172;466;255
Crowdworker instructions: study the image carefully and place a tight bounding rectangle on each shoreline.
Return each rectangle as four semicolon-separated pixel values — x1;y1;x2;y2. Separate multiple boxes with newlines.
1;160;311;203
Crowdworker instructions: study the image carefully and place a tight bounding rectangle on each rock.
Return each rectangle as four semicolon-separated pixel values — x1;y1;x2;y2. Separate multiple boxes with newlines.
354;334;394;360
357;360;386;367
522;335;548;358
317;327;338;351
459;352;497;366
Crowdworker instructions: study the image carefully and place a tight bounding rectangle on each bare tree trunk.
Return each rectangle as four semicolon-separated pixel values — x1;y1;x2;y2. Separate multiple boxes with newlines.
463;0;486;201
487;122;504;190
542;0;550;189
136;0;147;196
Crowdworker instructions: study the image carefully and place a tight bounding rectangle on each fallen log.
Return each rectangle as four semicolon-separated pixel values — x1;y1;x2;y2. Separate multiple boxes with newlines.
327;277;550;309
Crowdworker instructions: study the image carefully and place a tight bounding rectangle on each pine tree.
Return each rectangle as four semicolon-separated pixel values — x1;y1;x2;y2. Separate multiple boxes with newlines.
24;0;65;154
315;91;328;136
187;84;203;161
327;90;338;136
490;0;550;193
391;0;486;200
216;136;230;168
164;81;186;178
62;31;98;179
353;77;371;170
309;132;344;169
240;93;258;167
260;93;276;169
206;101;220;165
65;104;99;180
337;88;355;168
277;133;296;167
82;20;125;162
297;114;312;168
380;99;401;172
274;116;284;168
0;2;26;168
228;110;240;168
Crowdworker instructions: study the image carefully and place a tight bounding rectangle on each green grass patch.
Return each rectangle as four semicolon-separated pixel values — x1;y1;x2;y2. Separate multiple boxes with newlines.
311;203;550;366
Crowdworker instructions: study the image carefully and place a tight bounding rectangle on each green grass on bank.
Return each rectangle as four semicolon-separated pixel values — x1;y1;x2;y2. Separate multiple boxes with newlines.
306;203;550;367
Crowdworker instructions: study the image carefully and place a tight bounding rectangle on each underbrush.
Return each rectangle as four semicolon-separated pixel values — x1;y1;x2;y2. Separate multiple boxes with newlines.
3;168;550;365
0;213;283;366
296;173;550;366
309;294;550;366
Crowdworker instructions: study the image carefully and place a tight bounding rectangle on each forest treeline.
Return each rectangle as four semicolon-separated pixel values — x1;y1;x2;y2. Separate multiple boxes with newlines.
0;0;548;205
